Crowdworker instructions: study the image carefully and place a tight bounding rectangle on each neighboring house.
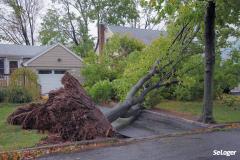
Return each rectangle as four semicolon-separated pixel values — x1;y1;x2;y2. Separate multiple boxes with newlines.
97;24;166;53
0;43;83;94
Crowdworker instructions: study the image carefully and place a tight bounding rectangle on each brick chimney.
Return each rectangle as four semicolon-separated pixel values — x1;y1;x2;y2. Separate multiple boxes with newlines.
98;23;106;54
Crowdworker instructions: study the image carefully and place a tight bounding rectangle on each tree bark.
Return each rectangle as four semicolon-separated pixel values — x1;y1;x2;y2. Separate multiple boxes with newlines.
94;17;100;52
201;0;216;123
65;0;79;46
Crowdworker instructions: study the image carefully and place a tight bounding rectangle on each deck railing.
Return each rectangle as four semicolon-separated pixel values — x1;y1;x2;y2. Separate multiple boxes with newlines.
0;74;10;87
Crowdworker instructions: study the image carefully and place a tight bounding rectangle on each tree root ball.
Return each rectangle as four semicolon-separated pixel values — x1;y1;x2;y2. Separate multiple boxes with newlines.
7;72;114;141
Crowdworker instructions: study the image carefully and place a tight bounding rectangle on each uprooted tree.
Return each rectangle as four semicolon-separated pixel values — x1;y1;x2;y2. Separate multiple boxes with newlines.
7;19;200;141
8;72;114;141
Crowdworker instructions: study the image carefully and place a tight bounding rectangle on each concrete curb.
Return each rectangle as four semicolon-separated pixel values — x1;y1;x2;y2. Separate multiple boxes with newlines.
0;138;131;159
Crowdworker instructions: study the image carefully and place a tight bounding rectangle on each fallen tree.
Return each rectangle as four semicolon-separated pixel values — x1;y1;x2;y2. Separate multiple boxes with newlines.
7;72;114;141
106;22;200;123
7;21;200;142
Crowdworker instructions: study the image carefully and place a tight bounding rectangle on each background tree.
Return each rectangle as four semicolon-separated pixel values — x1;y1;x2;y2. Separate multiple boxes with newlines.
0;0;42;45
39;9;69;45
149;0;240;123
87;0;139;51
39;0;94;57
133;0;159;29
40;0;152;53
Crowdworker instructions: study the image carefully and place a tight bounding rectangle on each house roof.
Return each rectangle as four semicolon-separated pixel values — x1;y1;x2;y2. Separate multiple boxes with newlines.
0;44;52;58
107;25;166;45
24;43;83;66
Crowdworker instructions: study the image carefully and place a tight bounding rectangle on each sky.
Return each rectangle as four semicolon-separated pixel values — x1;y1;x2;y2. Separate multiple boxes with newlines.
38;0;99;40
39;0;164;41
1;0;164;45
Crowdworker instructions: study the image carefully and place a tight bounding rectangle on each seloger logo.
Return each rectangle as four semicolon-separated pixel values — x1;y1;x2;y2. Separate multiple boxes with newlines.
213;150;237;157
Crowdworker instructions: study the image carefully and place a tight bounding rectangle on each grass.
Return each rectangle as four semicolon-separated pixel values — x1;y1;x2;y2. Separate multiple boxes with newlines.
155;100;240;123
0;103;46;151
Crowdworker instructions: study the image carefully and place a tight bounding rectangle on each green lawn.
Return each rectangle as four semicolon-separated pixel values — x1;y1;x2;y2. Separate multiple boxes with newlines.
0;103;46;151
155;101;240;123
155;100;240;123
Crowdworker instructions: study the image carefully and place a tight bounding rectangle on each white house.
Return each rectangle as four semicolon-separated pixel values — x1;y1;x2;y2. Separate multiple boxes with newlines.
0;43;83;94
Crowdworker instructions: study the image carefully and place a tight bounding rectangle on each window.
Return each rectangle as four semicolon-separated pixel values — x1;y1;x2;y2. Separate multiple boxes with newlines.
54;70;66;74
38;70;52;74
0;59;4;75
9;61;18;74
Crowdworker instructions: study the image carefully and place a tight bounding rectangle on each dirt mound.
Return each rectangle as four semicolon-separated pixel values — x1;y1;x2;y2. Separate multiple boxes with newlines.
7;72;114;141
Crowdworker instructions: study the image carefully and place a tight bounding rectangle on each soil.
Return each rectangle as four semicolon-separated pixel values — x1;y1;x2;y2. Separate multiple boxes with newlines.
7;72;114;141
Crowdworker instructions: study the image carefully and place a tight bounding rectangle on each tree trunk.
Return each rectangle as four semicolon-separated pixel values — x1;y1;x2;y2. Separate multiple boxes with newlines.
94;18;100;52
201;0;216;123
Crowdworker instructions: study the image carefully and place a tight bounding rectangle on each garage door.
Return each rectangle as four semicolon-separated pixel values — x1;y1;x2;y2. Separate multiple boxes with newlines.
38;70;66;94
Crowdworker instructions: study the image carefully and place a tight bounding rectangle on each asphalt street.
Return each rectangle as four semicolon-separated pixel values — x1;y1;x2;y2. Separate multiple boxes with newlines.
38;128;240;160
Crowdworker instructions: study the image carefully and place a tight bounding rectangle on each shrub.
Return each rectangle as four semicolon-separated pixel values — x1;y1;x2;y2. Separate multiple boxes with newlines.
7;87;32;103
81;63;116;86
144;89;164;108
112;78;133;101
174;86;193;101
103;34;145;57
10;68;40;100
222;94;240;110
89;80;114;103
0;88;7;102
81;35;146;91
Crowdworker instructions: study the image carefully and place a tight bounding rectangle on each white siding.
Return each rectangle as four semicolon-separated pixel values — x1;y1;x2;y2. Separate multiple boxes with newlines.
4;58;9;74
27;45;82;68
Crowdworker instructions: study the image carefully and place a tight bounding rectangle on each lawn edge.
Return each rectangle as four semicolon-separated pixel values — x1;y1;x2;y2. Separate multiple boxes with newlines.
1;124;240;159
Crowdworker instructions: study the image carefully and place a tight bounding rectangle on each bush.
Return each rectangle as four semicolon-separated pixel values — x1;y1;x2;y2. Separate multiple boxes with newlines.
103;34;145;57
89;80;114;103
222;94;240;110
174;86;193;101
144;89;164;108
81;63;116;86
81;35;146;91
10;68;40;100
7;87;32;103
0;88;7;102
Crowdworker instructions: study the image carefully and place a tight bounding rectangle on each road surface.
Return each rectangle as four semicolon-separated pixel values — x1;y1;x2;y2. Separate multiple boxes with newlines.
39;128;240;160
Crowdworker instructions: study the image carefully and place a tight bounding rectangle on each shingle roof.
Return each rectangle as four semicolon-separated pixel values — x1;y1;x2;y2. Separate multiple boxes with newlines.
107;25;166;45
0;44;52;58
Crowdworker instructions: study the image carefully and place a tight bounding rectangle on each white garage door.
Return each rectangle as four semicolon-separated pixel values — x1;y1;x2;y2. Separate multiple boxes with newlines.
38;70;66;94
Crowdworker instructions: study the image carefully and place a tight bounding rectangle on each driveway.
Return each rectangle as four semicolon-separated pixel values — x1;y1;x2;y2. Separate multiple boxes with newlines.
38;128;240;160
